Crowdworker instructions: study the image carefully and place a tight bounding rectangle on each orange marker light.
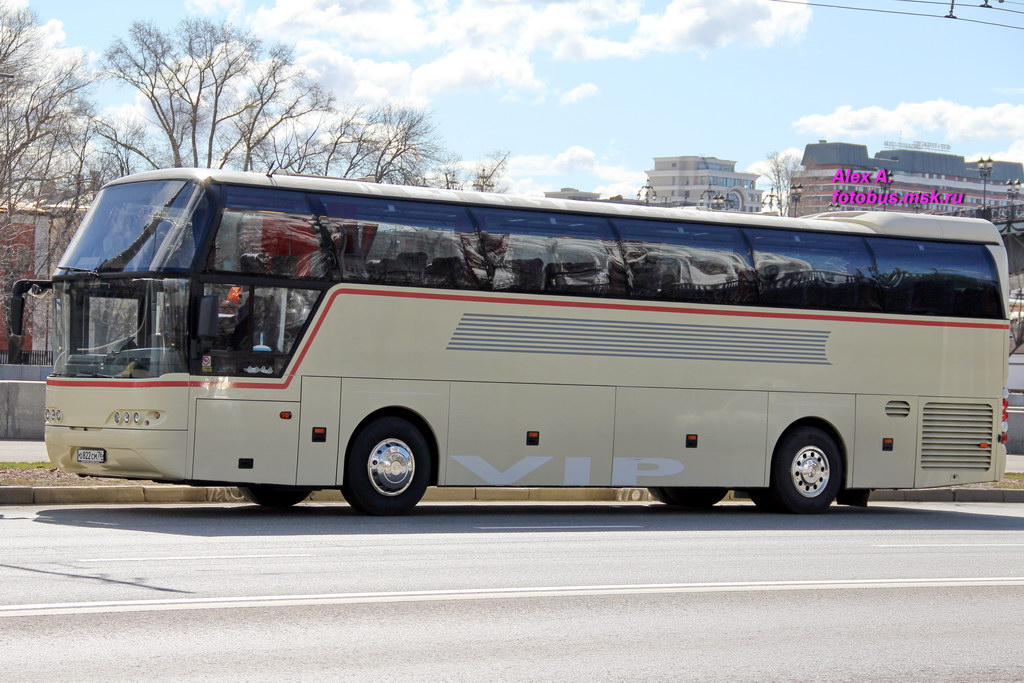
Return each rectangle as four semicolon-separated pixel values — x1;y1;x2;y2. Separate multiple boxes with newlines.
280;411;293;420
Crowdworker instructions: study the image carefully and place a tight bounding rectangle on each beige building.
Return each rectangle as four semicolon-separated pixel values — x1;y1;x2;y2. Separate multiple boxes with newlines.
645;156;763;212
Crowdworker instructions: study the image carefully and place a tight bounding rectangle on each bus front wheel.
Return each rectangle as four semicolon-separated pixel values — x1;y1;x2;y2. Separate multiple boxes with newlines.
756;427;843;514
238;485;312;508
342;416;431;516
648;487;728;509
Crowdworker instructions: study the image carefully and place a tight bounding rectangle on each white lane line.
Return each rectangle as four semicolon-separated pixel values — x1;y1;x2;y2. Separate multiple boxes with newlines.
77;554;315;563
4;577;1024;618
876;544;1024;548
475;525;645;530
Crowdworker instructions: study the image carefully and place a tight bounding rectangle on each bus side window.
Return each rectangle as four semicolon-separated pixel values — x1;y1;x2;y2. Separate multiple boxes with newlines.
473;208;623;297
746;229;880;312
614;219;756;305
317;194;481;290
872;238;1001;318
208;210;331;279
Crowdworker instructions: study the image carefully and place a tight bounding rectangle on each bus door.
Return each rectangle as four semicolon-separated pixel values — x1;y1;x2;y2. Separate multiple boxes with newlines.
296;376;342;486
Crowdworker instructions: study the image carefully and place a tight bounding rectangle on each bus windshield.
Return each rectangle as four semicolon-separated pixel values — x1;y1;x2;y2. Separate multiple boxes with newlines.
52;278;189;378
58;180;212;273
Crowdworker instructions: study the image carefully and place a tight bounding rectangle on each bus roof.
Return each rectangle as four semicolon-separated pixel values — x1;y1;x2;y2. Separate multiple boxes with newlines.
106;168;1002;245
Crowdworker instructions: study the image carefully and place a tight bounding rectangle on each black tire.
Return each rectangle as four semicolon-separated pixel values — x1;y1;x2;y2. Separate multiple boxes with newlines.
759;426;843;514
648;487;728;509
341;416;431;516
748;488;783;513
238;484;312;508
836;488;871;507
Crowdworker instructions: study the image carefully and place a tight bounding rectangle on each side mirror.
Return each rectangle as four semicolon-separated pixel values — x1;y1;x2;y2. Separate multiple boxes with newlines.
197;295;219;340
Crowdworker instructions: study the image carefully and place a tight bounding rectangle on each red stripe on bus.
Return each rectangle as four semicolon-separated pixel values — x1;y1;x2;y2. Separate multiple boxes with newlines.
45;286;1009;390
339;287;1010;330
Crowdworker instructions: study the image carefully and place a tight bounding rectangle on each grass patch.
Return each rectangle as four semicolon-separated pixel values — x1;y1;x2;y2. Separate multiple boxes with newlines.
0;461;53;470
1004;472;1024;479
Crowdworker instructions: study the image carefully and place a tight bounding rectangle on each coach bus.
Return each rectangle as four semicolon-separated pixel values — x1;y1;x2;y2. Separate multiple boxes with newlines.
17;169;1009;514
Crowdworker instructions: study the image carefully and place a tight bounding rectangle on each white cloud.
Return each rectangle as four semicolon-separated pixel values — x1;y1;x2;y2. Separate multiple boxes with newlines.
744;147;803;180
412;47;542;97
245;1;813;103
559;82;598;105
503;145;646;197
794;100;1024;142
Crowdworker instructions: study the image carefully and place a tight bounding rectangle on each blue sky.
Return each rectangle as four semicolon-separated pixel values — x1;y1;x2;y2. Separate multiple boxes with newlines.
21;0;1024;197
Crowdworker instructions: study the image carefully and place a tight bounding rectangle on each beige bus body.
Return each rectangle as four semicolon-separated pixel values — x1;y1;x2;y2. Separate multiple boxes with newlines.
44;170;1009;502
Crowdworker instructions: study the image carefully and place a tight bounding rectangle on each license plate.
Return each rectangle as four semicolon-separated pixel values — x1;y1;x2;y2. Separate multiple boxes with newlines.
76;448;106;463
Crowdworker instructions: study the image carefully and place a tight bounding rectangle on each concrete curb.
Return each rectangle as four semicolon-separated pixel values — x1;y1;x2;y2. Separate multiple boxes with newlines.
1;485;1023;505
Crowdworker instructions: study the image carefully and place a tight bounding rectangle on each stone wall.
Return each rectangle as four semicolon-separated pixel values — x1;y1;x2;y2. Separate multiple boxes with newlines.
0;381;45;439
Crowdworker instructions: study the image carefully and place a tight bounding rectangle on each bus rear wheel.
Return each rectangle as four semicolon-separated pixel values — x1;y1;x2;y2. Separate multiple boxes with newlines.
342;416;431;516
648;487;728;509
238;485;312;508
756;426;843;514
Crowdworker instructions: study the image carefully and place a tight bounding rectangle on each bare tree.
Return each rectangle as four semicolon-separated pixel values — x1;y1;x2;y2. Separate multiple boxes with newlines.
763;150;803;217
101;19;333;171
0;3;94;358
359;105;445;185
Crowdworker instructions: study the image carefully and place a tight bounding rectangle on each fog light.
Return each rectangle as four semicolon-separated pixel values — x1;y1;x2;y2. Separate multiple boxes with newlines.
44;408;52;421
114;411;120;423
133;412;140;424
123;411;130;423
55;409;62;421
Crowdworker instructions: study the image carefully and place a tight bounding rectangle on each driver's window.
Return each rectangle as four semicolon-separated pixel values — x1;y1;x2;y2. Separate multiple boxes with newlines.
200;284;319;376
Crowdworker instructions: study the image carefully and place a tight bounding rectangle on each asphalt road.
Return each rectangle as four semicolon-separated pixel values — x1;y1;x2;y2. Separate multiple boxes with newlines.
2;500;1024;681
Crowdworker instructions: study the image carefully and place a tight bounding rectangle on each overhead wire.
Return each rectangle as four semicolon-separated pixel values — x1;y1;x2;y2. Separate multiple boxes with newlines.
764;0;1024;30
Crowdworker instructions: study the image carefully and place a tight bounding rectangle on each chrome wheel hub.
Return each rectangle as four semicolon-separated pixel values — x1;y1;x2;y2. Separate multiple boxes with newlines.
791;446;830;498
367;438;415;496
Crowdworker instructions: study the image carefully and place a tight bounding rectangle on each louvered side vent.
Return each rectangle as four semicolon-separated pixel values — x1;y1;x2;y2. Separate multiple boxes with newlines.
921;402;994;470
885;400;911;417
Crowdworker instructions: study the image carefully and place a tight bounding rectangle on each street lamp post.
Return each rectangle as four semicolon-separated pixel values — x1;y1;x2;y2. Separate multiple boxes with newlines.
1008;178;1021;221
636;182;656;205
978;157;994;219
789;184;803;217
711;194;725;211
879;169;894;212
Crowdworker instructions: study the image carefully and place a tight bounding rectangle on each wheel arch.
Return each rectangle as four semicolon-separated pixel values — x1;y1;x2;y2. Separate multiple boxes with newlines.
345;406;440;486
772;417;849;486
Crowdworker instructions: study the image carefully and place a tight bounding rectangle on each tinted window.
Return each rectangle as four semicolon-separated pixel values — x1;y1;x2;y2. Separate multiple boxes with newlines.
472;208;626;296
614;219;756;305
746;229;881;311
208;210;332;279
871;238;1001;317
318;195;483;289
223;185;312;214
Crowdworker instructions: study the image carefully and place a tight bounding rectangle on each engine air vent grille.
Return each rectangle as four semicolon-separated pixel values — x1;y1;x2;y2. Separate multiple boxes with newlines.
885;400;911;417
920;402;994;470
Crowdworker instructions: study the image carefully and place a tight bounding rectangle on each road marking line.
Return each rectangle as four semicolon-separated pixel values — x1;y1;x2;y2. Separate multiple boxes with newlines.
77;554;315;563
876;544;1024;548
3;577;1024;617
475;525;645;530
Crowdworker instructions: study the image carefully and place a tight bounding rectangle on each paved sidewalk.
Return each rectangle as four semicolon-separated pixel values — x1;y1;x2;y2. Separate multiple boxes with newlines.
0;440;49;462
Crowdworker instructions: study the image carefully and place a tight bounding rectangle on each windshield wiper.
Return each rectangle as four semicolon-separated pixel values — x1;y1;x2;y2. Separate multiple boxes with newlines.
58;266;100;277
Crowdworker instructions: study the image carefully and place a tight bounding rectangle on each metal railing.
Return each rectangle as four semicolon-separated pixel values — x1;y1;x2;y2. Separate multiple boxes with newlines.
0;349;53;365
